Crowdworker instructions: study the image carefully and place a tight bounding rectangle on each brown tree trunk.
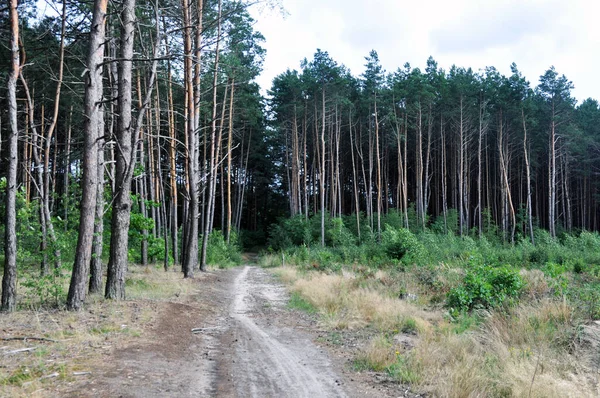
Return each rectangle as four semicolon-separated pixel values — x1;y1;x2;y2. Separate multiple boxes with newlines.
226;78;235;243
106;0;137;300
89;99;105;294
200;0;222;271
106;0;159;298
67;0;107;310
2;0;20;312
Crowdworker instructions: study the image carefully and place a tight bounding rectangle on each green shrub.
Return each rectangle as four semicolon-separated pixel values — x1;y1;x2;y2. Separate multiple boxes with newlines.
446;265;523;315
206;230;242;267
327;217;355;247
381;225;426;265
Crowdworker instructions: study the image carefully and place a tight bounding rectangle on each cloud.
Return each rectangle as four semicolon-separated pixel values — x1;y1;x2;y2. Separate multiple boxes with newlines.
250;0;600;102
430;0;565;54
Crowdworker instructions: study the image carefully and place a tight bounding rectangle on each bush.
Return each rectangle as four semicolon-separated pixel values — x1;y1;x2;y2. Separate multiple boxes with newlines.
381;225;426;265
447;265;523;315
206;230;242;267
327;217;356;248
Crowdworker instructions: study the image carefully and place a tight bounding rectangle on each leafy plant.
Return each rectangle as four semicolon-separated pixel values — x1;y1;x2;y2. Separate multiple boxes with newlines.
447;265;523;315
381;225;426;265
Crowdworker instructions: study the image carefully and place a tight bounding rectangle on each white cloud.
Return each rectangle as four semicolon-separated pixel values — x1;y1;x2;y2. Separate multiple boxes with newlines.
249;0;600;102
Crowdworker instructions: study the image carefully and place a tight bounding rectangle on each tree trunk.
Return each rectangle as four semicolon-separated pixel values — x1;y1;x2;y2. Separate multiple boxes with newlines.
89;101;105;294
200;0;222;271
106;0;137;300
226;78;235;243
320;88;326;246
2;0;20;312
67;0;107;310
522;109;535;244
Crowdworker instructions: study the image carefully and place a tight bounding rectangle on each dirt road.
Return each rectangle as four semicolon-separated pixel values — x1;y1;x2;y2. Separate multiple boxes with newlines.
71;265;407;397
221;266;347;397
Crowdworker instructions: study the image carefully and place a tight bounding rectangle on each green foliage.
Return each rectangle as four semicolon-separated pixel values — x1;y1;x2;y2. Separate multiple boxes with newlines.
288;292;317;313
206;230;242;268
20;264;70;308
327;217;355;247
381;225;426;265
268;214;313;250
447;264;523;315
386;354;421;384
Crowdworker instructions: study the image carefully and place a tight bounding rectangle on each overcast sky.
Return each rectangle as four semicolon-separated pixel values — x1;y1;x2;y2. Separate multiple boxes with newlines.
249;0;600;103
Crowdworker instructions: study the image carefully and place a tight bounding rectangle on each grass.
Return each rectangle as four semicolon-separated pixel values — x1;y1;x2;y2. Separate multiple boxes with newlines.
271;261;600;397
0;263;199;397
288;292;317;313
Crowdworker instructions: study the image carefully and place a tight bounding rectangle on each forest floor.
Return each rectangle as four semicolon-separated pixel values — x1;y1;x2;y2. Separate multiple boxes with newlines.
1;262;419;397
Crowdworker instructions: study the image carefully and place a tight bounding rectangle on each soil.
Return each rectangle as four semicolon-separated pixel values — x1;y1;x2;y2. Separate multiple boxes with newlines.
60;265;420;397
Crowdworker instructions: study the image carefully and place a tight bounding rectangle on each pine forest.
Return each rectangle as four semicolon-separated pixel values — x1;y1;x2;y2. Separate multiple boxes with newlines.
2;1;600;396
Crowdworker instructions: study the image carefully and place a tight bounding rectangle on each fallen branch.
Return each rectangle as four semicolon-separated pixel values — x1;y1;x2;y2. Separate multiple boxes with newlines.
73;371;92;376
41;372;60;380
1;336;57;343
191;327;219;334
3;347;37;355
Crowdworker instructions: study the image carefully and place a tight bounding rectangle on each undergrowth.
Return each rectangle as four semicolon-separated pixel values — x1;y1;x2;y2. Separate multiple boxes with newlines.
266;213;600;397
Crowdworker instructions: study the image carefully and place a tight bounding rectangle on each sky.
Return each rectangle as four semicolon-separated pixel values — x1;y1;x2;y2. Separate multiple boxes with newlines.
249;0;600;103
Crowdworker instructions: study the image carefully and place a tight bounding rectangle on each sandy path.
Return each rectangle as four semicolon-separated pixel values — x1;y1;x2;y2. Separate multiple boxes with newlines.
225;266;347;397
69;265;387;397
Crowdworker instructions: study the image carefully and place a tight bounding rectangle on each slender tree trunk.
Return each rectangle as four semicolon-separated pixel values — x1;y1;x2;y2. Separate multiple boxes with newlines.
67;0;107;310
200;0;222;271
226;78;235;243
349;110;360;240
374;96;382;239
320;88;326;246
440;115;448;233
63;105;73;229
164;24;179;266
415;101;424;229
549;110;557;238
89;100;105;294
522;109;535;244
2;0;20;312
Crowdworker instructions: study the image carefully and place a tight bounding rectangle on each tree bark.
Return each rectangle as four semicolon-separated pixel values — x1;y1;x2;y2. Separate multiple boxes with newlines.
2;0;20;312
67;0;107;310
200;0;222;271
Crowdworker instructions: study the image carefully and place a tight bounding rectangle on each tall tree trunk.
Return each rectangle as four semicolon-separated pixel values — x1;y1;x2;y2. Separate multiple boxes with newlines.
415;101;424;230
522;109;535;244
89;100;105;294
477;97;487;238
164;17;179;266
200;0;222;271
439;115;448;233
226;78;235;243
549;107;557;238
106;0;136;300
106;0;159;298
67;0;107;310
374;96;382;239
63;105;73;230
320;88;326;246
349;109;361;240
2;0;20;312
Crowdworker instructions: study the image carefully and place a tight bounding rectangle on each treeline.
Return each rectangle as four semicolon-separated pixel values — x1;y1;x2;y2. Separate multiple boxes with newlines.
270;50;600;245
0;0;274;311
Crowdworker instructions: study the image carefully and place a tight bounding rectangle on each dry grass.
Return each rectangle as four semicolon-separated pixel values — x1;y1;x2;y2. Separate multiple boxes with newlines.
125;266;198;300
274;265;600;397
355;334;399;371
0;265;198;397
411;299;597;397
281;268;439;330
